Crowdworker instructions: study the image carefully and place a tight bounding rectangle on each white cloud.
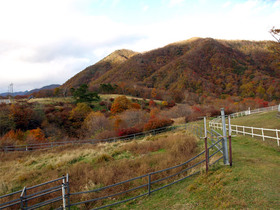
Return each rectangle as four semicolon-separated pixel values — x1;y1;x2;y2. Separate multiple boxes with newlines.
169;0;185;7
143;5;149;12
0;0;279;93
222;1;232;8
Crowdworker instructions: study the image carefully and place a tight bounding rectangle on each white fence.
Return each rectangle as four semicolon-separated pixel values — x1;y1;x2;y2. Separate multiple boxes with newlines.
209;105;280;146
210;122;280;146
229;105;278;118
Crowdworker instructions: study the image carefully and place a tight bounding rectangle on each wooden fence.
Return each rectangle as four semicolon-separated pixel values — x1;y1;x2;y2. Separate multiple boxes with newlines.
209;122;280;146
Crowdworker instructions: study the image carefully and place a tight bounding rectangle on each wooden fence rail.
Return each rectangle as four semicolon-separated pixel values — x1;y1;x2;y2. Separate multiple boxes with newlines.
209;122;280;146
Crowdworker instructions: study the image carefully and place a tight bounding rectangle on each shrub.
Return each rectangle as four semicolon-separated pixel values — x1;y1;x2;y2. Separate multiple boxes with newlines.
167;100;176;108
149;100;156;108
143;118;174;131
95;130;116;140
161;101;168;107
96;154;114;163
83;112;112;137
119;110;149;128
131;103;141;109
160;105;192;119
99;101;106;106
118;127;142;137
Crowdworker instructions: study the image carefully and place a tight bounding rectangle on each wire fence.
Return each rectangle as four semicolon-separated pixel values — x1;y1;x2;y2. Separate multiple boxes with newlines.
0;124;225;210
0;176;68;210
1;124;187;152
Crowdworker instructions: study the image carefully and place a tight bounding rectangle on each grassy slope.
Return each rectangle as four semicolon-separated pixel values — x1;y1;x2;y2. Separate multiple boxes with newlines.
115;135;280;209
112;111;280;209
230;111;280;129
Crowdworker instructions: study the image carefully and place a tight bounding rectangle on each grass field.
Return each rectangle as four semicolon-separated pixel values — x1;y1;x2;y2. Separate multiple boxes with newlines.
1;110;279;209
27;97;74;104
25;94;162;105
114;134;280;209
0;128;199;209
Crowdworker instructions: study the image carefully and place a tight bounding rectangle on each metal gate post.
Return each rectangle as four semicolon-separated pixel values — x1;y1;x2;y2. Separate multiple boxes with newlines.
66;174;70;210
62;176;66;210
221;108;229;165
20;187;26;210
204;117;208;172
228;116;232;166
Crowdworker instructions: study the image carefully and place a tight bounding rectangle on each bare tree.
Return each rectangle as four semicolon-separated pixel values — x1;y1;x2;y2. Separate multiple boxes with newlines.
270;27;280;43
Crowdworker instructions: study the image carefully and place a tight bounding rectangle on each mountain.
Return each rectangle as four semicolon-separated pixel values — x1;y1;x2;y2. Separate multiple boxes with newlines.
0;84;60;97
63;49;138;89
62;38;280;100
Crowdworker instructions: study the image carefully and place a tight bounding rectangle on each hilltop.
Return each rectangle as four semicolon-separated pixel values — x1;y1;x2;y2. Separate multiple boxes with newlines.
63;49;138;89
61;37;280;101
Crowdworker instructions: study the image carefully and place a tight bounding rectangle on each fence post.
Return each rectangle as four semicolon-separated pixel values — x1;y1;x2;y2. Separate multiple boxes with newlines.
243;126;245;135
20;187;26;210
221;108;229;165
62;176;66;210
276;130;279;147
228;116;232;167
262;128;265;141
251;127;254;137
66;174;70;210
204;117;208;172
148;174;151;195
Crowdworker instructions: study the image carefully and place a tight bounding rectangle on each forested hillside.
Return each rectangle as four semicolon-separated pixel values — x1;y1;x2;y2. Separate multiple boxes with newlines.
62;37;280;102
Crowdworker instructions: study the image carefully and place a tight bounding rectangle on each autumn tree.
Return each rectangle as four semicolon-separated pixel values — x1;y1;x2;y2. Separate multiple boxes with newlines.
119;109;149;128
69;103;92;122
54;87;61;97
110;96;132;114
0;105;14;136
26;128;46;144
151;88;157;99
82;111;112;138
9;103;34;131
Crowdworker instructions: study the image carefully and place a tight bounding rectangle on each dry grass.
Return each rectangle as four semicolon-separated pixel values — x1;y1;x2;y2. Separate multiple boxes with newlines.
0;129;199;209
26;97;74;104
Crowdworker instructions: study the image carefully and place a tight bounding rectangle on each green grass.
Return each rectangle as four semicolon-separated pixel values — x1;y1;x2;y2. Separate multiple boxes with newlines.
230;111;280;129
113;135;280;209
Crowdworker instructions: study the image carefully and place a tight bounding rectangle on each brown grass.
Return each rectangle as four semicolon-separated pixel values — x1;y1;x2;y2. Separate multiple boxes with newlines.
0;130;199;209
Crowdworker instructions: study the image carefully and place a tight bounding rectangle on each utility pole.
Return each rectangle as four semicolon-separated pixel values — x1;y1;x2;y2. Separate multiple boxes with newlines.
8;83;13;103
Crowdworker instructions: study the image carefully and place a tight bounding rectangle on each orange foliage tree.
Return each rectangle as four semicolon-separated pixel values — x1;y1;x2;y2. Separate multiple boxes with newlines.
110;96;132;114
26;128;46;143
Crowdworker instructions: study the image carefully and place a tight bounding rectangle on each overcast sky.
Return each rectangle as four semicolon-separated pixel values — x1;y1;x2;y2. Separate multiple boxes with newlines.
0;0;279;93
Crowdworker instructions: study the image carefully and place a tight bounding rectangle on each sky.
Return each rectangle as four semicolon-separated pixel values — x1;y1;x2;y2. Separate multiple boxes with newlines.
0;0;279;93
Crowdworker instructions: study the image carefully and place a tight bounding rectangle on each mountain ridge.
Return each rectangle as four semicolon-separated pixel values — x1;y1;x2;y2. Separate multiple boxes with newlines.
0;84;60;97
62;37;280;101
